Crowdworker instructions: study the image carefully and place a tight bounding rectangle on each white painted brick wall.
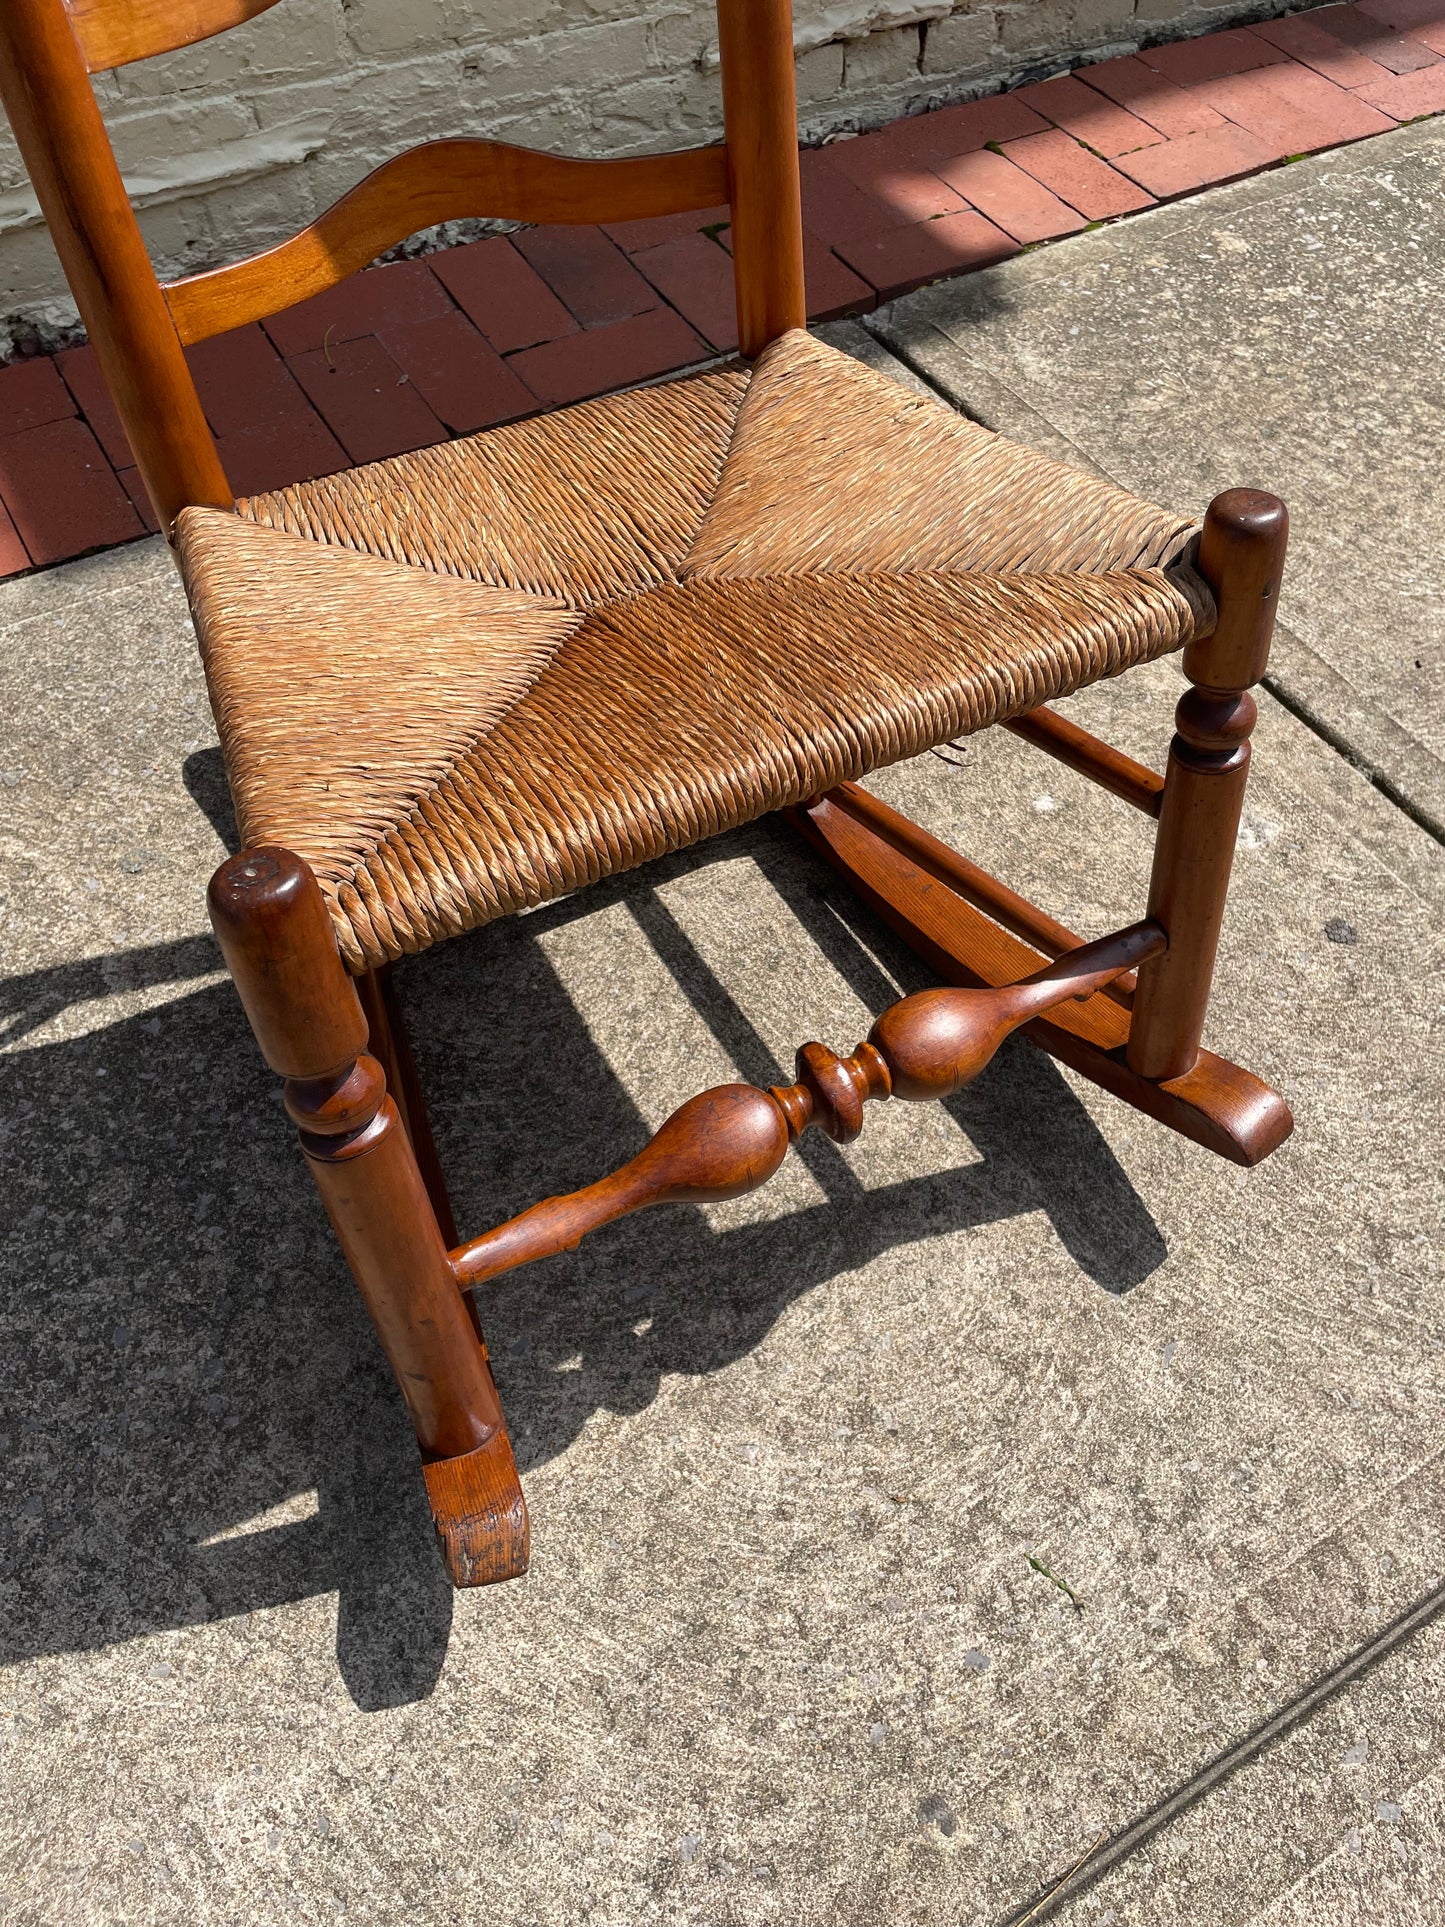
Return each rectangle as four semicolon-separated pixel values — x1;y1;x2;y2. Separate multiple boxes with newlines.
0;0;1310;348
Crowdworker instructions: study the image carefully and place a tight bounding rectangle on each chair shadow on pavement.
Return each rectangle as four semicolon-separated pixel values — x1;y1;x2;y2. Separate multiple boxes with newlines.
0;805;1165;1713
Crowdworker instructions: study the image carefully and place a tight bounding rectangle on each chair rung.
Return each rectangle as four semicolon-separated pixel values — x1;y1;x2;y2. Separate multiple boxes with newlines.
1003;704;1165;817
786;789;1292;1168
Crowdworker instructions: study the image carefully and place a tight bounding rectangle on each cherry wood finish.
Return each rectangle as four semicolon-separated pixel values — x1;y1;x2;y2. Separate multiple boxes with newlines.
1002;704;1165;817
205;845;368;1078
165;140;732;344
355;966;459;1249
0;0;232;535
788;788;1293;1166
65;0;279;71
208;848;528;1586
1186;490;1289;692
422;1437;530;1588
819;778;1138;1007
450;924;1162;1290
1127;490;1288;1081
0;0;782;540
717;0;807;355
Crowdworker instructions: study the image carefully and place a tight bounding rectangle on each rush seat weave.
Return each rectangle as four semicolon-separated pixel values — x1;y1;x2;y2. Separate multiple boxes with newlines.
179;329;1214;972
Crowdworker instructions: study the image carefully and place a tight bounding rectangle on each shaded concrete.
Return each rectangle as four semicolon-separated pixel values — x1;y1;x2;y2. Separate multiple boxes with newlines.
869;120;1445;841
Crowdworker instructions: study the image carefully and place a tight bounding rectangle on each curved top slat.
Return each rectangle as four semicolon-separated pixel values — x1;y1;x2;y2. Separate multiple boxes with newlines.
65;0;281;71
163;138;732;345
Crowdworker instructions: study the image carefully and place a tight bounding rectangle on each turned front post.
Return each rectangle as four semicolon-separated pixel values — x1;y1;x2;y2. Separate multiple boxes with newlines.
208;848;503;1460
1127;489;1288;1083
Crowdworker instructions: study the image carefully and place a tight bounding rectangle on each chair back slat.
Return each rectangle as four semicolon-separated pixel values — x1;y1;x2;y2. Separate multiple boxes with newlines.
66;0;282;72
0;0;805;532
166;139;730;345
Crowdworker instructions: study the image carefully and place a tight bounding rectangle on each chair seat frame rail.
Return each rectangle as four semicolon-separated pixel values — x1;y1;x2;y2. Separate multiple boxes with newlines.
1;0;1293;1586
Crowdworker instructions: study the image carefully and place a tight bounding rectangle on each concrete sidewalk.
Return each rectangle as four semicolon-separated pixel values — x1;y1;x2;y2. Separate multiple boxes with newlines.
1;135;1442;1925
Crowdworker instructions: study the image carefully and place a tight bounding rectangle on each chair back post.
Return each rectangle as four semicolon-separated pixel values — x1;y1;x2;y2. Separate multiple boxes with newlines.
716;0;806;357
0;0;231;536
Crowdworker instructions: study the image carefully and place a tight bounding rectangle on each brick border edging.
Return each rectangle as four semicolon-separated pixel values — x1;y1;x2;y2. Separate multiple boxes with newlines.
0;0;1441;578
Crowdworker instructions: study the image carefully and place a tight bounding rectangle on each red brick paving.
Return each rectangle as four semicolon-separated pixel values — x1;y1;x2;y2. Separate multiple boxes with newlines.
1405;15;1445;55
1362;0;1445;57
259;258;452;358
798;230;876;321
186;323;307;438
1191;60;1396;157
213;409;349;501
0;418;141;565
115;468;160;535
1251;11;1399;89
881;92;1050;163
601;206;730;253
1312;1;1440;69
1013;73;1164;155
1002;128;1155;220
377;310;536;434
286;335;448;465
1;7;1441;574
511;224;659;326
1138;25;1292;85
800;147;914;242
55;345;134;468
1079;54;1231;138
1359;0;1445;27
507;307;707;406
430;235;579;354
715;219;878;321
932;147;1088;244
824;136;974;222
630;232;739;351
0;356;75;436
1112;120;1277;197
0;499;28;575
1354;57;1445;112
830;206;1018;300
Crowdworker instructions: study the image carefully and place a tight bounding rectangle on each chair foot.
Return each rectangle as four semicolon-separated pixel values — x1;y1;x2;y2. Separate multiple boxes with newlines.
785;784;1293;1168
423;1428;531;1588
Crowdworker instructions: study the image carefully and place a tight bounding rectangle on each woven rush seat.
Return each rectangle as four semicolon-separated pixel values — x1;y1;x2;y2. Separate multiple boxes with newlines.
178;328;1214;972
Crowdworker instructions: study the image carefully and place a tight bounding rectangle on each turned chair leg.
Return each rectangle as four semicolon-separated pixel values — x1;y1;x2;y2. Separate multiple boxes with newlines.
1127;489;1288;1084
208;846;529;1586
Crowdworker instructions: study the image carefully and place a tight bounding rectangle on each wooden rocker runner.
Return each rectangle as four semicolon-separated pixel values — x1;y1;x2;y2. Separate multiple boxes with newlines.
2;0;1293;1588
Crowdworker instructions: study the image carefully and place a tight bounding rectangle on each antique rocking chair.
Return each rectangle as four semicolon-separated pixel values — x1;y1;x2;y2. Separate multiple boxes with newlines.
1;0;1292;1586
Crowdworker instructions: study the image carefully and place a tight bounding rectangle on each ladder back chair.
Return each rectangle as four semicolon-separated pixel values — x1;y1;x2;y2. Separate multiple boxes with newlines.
0;0;1294;1586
